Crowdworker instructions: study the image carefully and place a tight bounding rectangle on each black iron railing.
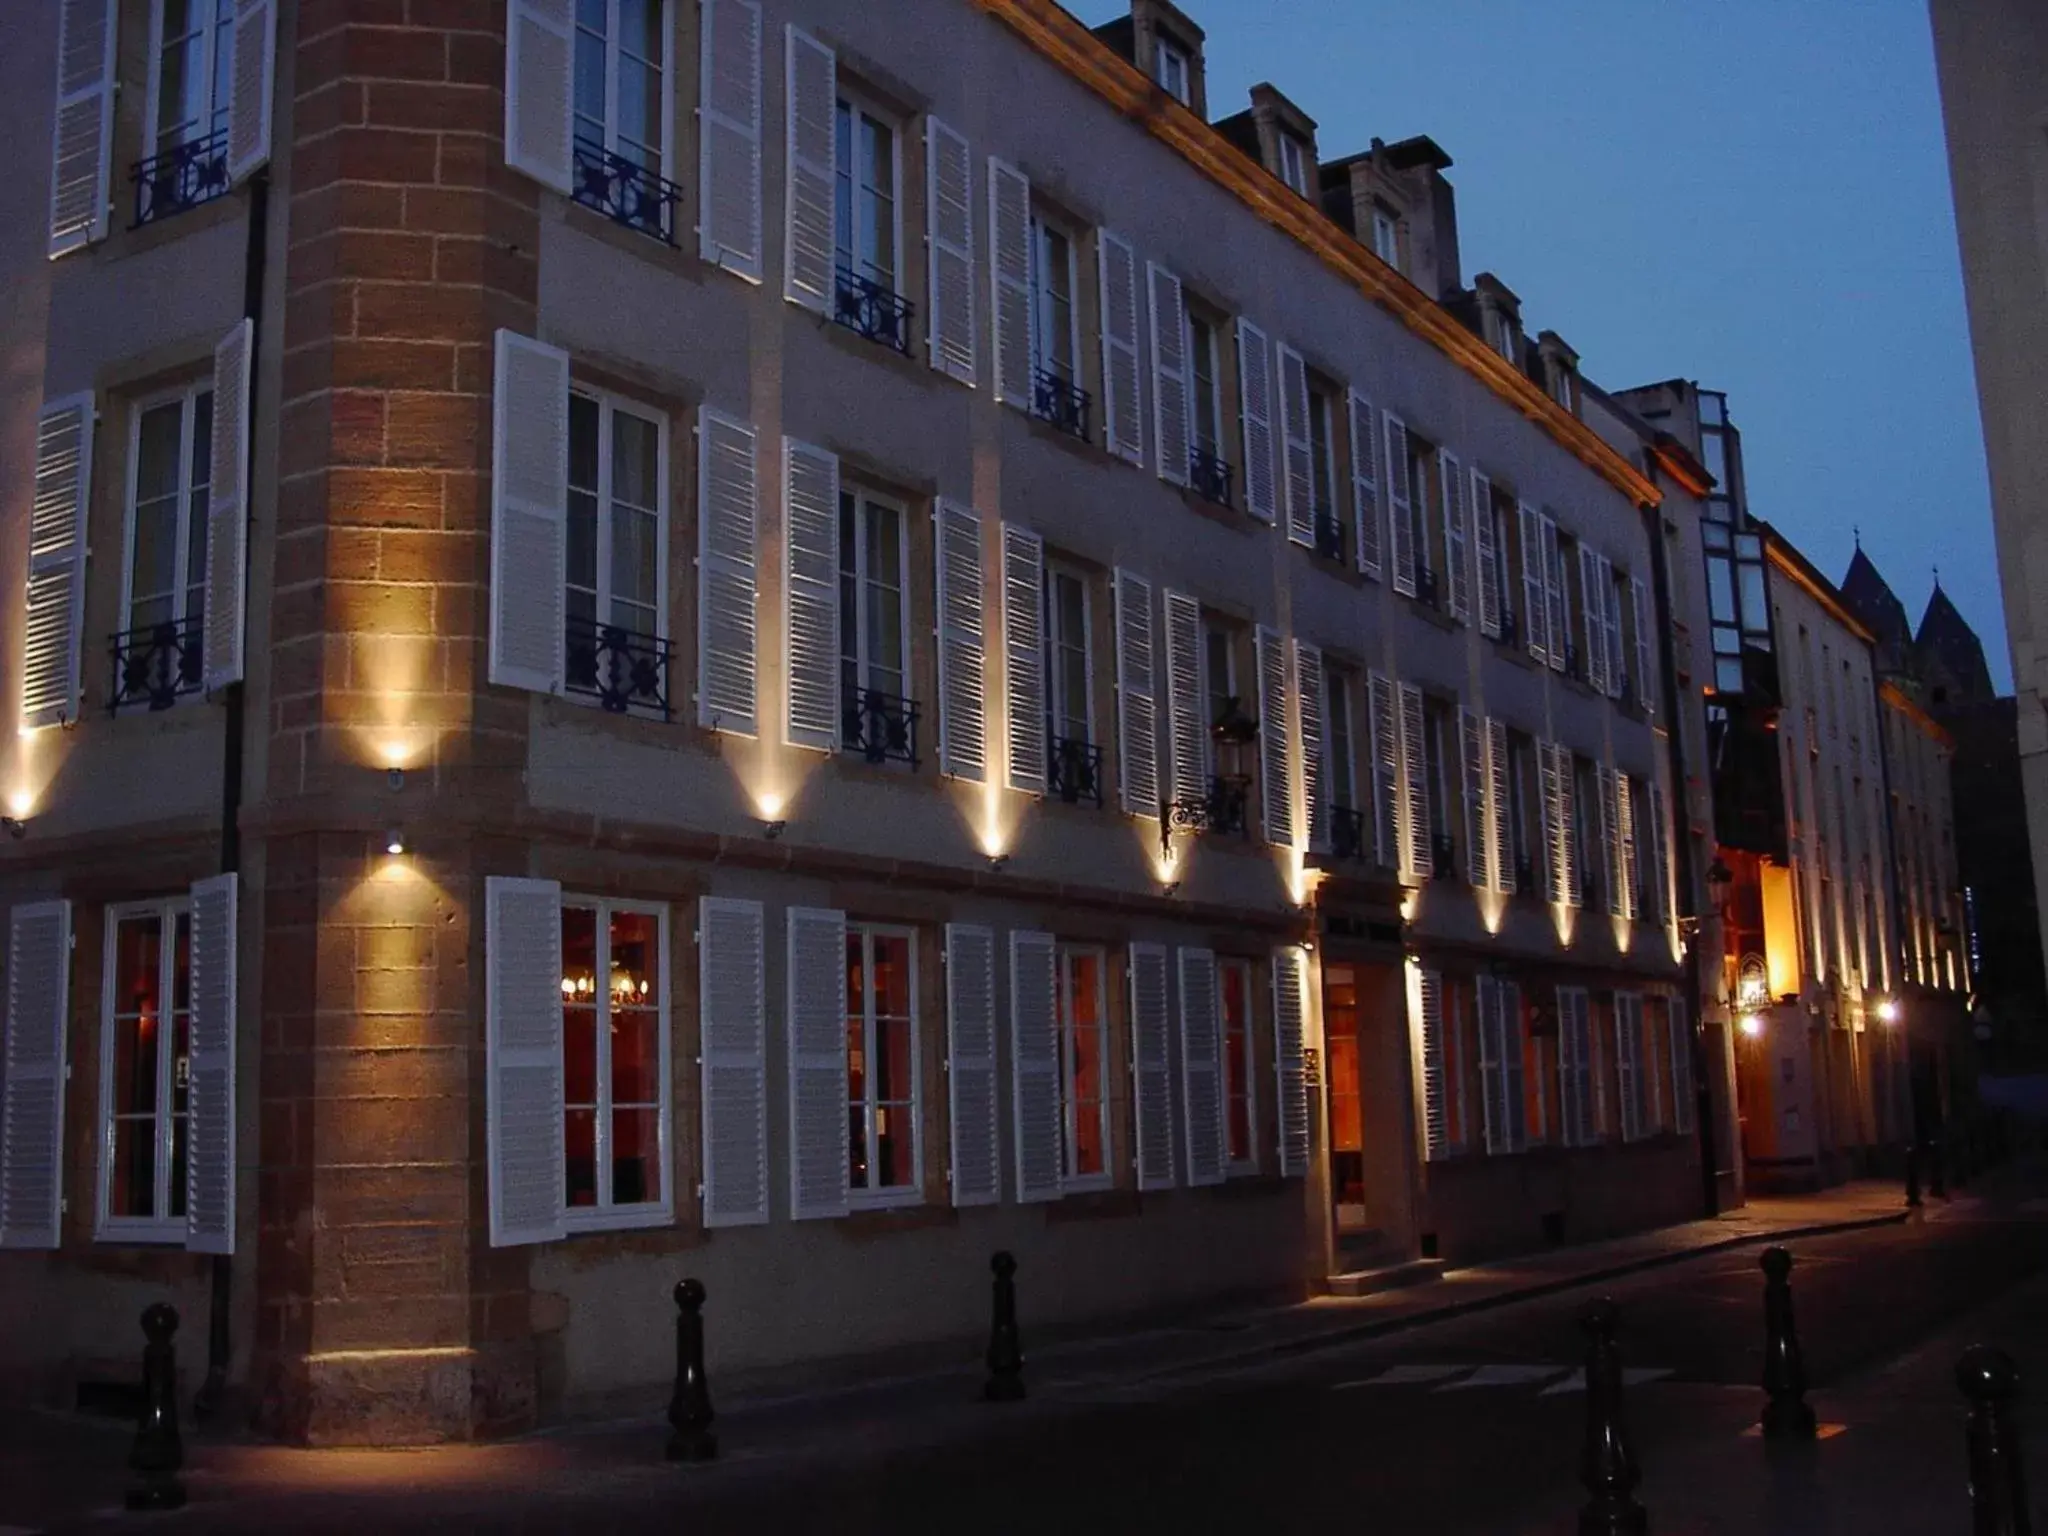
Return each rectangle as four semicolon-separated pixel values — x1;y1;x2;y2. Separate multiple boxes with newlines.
566;616;673;720
1313;508;1345;562
572;137;683;244
1564;641;1583;683
1048;735;1104;806
1163;775;1252;840
131;129;231;229
843;688;921;767
834;264;914;355
1189;446;1232;507
1032;367;1091;441
109;618;203;712
1431;831;1457;882
1416;566;1441;610
1329;805;1368;862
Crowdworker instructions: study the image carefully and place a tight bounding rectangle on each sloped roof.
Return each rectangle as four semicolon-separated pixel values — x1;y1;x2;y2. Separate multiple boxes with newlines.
1917;582;1995;705
1840;547;1913;654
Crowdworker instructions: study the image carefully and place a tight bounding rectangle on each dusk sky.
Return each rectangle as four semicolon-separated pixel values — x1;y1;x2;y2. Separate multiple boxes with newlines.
1167;0;2008;689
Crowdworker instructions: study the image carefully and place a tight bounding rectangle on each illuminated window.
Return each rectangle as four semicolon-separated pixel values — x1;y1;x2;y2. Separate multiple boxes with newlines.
99;900;192;1240
561;900;669;1226
1221;958;1256;1169
1058;945;1110;1184
846;924;920;1200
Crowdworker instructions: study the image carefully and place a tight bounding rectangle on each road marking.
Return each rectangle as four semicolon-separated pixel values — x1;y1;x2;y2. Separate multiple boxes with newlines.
1541;1368;1674;1395
1331;1364;1469;1389
1435;1364;1572;1392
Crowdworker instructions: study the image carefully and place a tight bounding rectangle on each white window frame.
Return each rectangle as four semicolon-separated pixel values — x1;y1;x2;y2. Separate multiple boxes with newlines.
566;386;671;644
559;896;674;1233
838;483;913;717
846;921;922;1207
1307;385;1338;527
96;897;192;1244
121;382;214;653
1277;132;1309;196
1370;205;1400;270
1153;39;1190;104
1030;212;1082;388
1201;620;1237;781
1220;956;1257;1174
1188;310;1224;457
1057;943;1112;1190
1325;665;1359;814
571;0;673;179
144;0;234;161
1044;561;1095;747
833;83;903;294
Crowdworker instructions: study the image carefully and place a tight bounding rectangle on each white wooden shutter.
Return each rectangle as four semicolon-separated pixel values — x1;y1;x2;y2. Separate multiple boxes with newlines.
204;319;252;692
1439;448;1470;623
1348;388;1382;579
23;396;91;730
1460;707;1488;889
1604;564;1627;701
1632;575;1655;714
699;896;769;1227
1616;992;1643;1141
1129;943;1175;1189
1178;947;1224;1187
1473;469;1501;639
1579;545;1607;693
1368;671;1398;868
926;118;976;384
1501;982;1527;1153
1649;782;1673;926
1476;975;1504;1156
185;874;237;1255
1597;767;1620;917
485;876;565;1247
1669;996;1695;1136
1097;231;1144;465
1542;515;1566;673
1272;947;1309;1176
1385;412;1415;596
1297;641;1325;854
1417;967;1448;1161
0;901;70;1250
1010;930;1062;1201
945;924;1001;1207
1002;525;1047;792
489;330;569;694
783;27;836;313
935;501;987;782
1114;569;1160;818
1399;682;1429;879
1487;718;1513;895
1615;773;1638;921
697;407;759;735
505;0;573;192
989;159;1033;406
227;0;276;183
1537;741;1561;903
1559;746;1580;908
787;906;849;1220
1257;626;1294;847
1518;503;1547;664
1277;343;1314;546
1149;264;1190;486
1163;590;1205;803
783;437;840;750
698;0;764;280
1236;318;1277;522
48;0;115;257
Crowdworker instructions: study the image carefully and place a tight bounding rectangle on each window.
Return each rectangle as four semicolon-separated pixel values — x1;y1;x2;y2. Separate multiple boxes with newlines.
561;900;669;1224
566;389;669;712
1326;665;1358;812
1572;756;1602;910
1204;620;1238;729
1485;308;1518;364
1189;313;1224;458
1278;133;1310;196
1507;731;1538;893
1424;698;1456;875
99;900;192;1239
838;487;911;755
1547;363;1574;411
1057;946;1110;1184
114;386;213;711
846;924;920;1200
1032;216;1080;387
1221;958;1256;1169
1409;435;1438;599
1154;39;1191;104
1370;205;1402;272
572;0;675;239
832;89;910;350
139;0;234;223
1044;563;1101;803
1308;385;1341;555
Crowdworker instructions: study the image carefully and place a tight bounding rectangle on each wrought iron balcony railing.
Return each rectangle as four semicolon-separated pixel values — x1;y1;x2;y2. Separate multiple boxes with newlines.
1163;775;1252;840
1416;566;1441;610
1189;445;1232;508
109;617;204;712
565;615;674;720
1048;734;1104;806
1313;508;1345;562
843;688;921;768
131;129;230;229
1431;831;1457;881
834;264;914;355
572;137;683;245
1031;367;1091;441
1328;805;1368;862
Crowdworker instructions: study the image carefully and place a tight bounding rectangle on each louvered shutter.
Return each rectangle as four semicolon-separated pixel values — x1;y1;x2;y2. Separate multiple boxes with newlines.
185;874;237;1254
1128;943;1175;1189
1560;986;1593;1147
1579;545;1607;693
0;901;70;1250
1669;996;1695;1136
1615;993;1643;1141
1615;773;1637;920
1236;318;1277;522
1002;526;1046;792
1604;564;1626;701
1473;469;1500;638
989;159;1033;406
488;330;569;694
1297;641;1325;854
699;896;769;1227
1538;741;1562;903
23;396;91;730
1632;575;1655;714
1385;412;1416;596
1276;344;1314;546
1559;747;1580;907
504;0;572;192
1149;264;1190;486
926;118;976;384
1541;516;1566;673
935;501;987;781
1399;683;1429;880
1501;982;1527;1153
698;0;764;280
783;27;836;313
1257;626;1294;847
1518;503;1547;664
1476;975;1504;1155
1649;782;1673;925
1460;708;1488;888
944;924;1001;1206
1272;947;1309;1176
1163;590;1205;803
1097;231;1144;465
485;876;565;1247
787;907;849;1220
1348;389;1382;579
227;0;276;183
1595;766;1619;917
1010;931;1062;1201
204;319;252;692
1178;948;1224;1187
1114;569;1160;817
782;438;840;750
1368;671;1399;869
697;407;759;735
48;0;115;257
1439;448;1470;623
1555;986;1581;1145
1487;718;1513;896
1417;967;1448;1161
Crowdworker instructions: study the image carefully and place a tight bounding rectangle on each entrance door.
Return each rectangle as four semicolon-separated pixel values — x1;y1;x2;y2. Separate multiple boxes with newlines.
1324;961;1367;1234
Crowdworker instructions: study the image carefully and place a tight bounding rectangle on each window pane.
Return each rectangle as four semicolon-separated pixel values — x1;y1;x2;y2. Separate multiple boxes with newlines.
838;492;860;688
1223;963;1252;1163
110;914;165;1220
611;1106;660;1204
618;60;659;168
136;404;185;504
1065;951;1105;1177
565;1107;598;1207
573;22;606;143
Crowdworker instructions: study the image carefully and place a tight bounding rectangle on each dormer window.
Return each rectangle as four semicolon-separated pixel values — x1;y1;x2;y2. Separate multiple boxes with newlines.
1485;308;1518;365
1370;205;1402;272
1278;133;1311;196
1154;39;1191;104
1547;365;1575;411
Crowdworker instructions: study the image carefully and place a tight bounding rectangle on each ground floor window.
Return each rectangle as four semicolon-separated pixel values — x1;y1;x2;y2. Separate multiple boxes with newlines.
1221;958;1256;1170
847;923;920;1199
560;900;669;1223
99;900;192;1239
1058;945;1110;1184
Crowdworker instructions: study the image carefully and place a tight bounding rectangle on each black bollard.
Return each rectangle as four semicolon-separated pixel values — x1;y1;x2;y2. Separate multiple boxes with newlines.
1907;1138;1924;1208
1759;1246;1817;1440
1578;1299;1648;1536
125;1303;186;1512
1958;1346;2032;1536
665;1278;717;1463
984;1250;1025;1403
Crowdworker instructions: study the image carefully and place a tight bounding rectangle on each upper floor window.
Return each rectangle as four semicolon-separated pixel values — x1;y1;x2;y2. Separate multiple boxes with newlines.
572;0;677;242
1032;216;1081;387
566;389;671;718
99;899;192;1240
1044;562;1103;806
1423;696;1456;877
1204;619;1239;731
839;487;915;764
1572;756;1603;910
1484;308;1518;364
1307;384;1341;558
1154;39;1191;104
137;0;234;226
113;386;212;712
1278;132;1311;197
1187;305;1231;505
833;89;911;352
846;923;920;1201
1370;205;1402;272
1221;957;1256;1170
1507;731;1538;894
561;900;669;1224
1325;664;1359;814
1058;945;1110;1186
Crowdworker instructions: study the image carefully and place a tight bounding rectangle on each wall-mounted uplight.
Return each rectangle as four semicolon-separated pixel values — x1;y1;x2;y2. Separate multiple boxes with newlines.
0;816;25;840
387;766;405;791
1876;999;1900;1025
1161;880;1181;898
1738;1012;1764;1039
987;853;1010;873
384;828;407;856
761;819;787;841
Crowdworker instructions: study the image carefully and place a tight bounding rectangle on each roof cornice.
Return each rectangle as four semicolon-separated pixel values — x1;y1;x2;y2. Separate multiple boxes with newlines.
1879;678;1953;749
1764;535;1878;646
